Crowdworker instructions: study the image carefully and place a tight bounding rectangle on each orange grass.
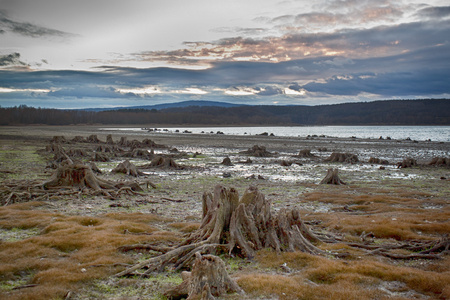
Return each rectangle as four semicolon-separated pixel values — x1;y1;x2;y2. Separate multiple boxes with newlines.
251;249;450;299
168;222;201;233
300;188;449;241
237;273;383;300
0;202;180;299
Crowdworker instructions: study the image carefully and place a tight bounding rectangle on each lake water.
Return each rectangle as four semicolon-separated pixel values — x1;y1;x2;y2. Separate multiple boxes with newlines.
103;126;450;142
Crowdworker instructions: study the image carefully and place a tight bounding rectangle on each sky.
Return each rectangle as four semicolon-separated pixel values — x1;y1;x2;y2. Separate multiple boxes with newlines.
0;0;449;109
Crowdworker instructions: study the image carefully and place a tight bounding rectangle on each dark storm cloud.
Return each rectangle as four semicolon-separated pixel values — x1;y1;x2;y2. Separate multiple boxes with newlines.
300;44;450;96
416;6;450;19
0;52;26;66
0;11;75;38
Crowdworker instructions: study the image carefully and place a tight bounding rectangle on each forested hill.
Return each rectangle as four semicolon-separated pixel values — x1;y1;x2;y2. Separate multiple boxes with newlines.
1;99;449;126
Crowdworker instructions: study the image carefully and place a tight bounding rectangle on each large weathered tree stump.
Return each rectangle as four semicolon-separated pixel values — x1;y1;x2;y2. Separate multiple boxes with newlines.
296;149;316;158
397;157;417;168
115;185;326;277
112;160;144;177
368;157;389;165
240;145;272;157
320;168;346;185
325;152;359;163
43;163;116;191
221;157;233;166
428;157;450;167
164;253;244;300
42;163;144;199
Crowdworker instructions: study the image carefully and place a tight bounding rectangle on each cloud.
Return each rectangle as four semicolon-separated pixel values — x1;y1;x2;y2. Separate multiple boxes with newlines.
415;6;450;19
128;18;450;69
0;52;26;66
47;86;122;99
0;11;76;38
211;27;268;35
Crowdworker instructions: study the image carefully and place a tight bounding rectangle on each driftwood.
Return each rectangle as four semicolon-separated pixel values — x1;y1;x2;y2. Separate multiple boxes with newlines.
164;253;244;300
320;168;346;185
112;160;144;177
115;185;326;278
325;152;359;163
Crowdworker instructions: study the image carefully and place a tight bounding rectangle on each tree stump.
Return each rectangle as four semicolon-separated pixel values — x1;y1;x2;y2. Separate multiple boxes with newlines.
297;149;316;157
368;157;389;165
43;163;116;191
320;168;346;185
115;185;326;277
112;160;144;177
397;157;417;168
325;152;359;163
221;157;233;166
241;145;272;157
87;134;100;143
42;163;144;199
149;156;179;169
280;160;292;166
92;152;110;162
51;136;67;144
118;136;129;147
106;134;114;145
428;157;450;167
164;253;244;300
89;162;102;174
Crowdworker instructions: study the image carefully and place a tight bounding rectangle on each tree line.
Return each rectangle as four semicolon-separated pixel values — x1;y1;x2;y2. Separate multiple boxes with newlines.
0;99;449;126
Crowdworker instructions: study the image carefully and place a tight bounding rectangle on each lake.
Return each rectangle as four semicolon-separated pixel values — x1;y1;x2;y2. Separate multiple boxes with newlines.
102;126;450;142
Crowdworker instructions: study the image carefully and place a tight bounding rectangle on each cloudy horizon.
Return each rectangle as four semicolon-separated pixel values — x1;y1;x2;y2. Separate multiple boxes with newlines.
0;0;449;109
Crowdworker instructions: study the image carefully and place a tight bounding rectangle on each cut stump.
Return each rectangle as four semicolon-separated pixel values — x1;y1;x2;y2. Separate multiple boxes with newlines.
164;252;244;300
320;168;346;185
112;160;144;177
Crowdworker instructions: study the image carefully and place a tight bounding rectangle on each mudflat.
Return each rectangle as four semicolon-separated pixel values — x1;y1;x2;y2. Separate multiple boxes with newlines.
0;125;449;299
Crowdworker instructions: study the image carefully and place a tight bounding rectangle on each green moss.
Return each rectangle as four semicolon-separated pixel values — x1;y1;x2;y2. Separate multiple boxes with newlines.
0;227;41;242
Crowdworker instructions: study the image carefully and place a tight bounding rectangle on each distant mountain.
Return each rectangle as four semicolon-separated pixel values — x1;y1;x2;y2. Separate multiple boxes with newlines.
80;100;245;112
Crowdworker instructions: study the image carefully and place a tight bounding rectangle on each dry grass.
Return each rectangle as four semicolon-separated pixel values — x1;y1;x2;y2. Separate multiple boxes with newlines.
0;202;181;299
239;249;450;299
300;185;449;241
168;222;201;233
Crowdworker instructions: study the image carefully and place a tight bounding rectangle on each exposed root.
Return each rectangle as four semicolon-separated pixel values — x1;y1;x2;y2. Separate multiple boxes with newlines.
115;185;328;277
